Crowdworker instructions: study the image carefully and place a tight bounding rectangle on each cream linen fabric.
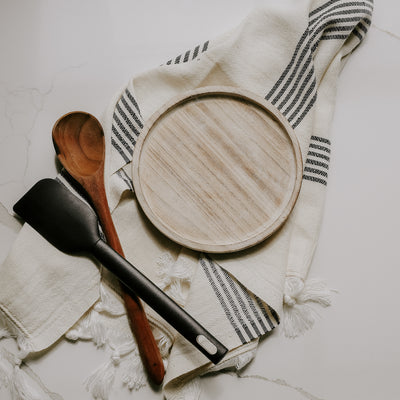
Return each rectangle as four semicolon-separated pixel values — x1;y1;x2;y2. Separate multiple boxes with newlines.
0;1;373;399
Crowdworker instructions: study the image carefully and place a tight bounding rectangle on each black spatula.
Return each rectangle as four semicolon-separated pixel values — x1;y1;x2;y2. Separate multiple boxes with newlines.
13;178;227;364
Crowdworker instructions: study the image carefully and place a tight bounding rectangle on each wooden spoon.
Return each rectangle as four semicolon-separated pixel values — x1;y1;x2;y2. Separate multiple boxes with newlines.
52;111;165;385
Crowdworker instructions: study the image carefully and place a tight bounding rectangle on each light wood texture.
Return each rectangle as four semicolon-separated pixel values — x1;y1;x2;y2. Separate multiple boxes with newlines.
52;112;165;385
133;87;302;253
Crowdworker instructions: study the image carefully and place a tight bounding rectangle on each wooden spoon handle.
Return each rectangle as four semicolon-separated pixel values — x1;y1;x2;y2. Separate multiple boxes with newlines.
120;290;165;384
92;187;165;385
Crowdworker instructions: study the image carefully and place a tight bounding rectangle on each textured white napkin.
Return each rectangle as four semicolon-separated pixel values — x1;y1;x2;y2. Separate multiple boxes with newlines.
0;1;373;399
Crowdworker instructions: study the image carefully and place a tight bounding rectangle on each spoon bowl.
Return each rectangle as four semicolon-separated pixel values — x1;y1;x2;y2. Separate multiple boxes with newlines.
53;112;104;178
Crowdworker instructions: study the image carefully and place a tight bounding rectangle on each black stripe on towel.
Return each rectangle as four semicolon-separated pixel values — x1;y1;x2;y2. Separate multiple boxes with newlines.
309;0;373;19
200;256;277;344
111;124;134;155
311;135;331;144
199;257;247;344
121;95;143;130
306;158;329;169
110;89;143;168
352;29;363;41
265;29;309;102
212;264;263;338
192;45;200;59
165;40;210;65
207;259;256;342
265;0;372;129
309;0;342;17
183;50;190;62
279;65;314;115
113;114;136;145
302;136;331;185
309;143;331;153
303;175;328;185
117;102;141;133
116;169;134;191
310;6;373;28
124;89;141;116
307;151;330;162
304;166;328;177
111;137;130;164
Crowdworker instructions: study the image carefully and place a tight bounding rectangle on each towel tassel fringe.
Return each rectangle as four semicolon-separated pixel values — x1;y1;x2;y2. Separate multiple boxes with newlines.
282;276;335;338
0;346;50;400
156;252;194;307
65;280;171;398
170;377;201;400
85;359;116;400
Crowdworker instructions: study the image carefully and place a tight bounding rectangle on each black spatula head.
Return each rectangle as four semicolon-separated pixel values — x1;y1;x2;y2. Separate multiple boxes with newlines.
13;178;101;254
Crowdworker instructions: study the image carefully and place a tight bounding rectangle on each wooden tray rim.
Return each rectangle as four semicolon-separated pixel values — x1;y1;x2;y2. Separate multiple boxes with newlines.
132;86;303;253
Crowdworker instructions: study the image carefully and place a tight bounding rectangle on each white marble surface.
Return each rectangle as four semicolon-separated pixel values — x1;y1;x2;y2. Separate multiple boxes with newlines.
1;1;399;399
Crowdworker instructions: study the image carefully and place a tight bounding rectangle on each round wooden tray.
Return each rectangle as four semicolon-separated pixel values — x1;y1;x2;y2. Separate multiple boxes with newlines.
132;87;302;253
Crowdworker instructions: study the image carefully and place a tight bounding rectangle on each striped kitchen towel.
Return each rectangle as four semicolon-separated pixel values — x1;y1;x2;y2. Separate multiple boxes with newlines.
0;1;373;399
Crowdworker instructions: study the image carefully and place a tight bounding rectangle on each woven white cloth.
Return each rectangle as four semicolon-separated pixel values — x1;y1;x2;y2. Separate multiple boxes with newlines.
0;1;373;399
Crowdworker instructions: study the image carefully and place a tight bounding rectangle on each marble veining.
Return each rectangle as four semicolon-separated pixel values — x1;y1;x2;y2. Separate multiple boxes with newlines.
0;64;84;215
372;24;400;41
234;372;325;400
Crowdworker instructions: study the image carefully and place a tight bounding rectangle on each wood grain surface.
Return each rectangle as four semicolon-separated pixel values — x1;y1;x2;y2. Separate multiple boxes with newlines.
132;87;302;253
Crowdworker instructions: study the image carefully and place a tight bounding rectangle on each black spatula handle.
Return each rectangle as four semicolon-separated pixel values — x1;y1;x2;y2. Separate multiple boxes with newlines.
92;239;228;364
